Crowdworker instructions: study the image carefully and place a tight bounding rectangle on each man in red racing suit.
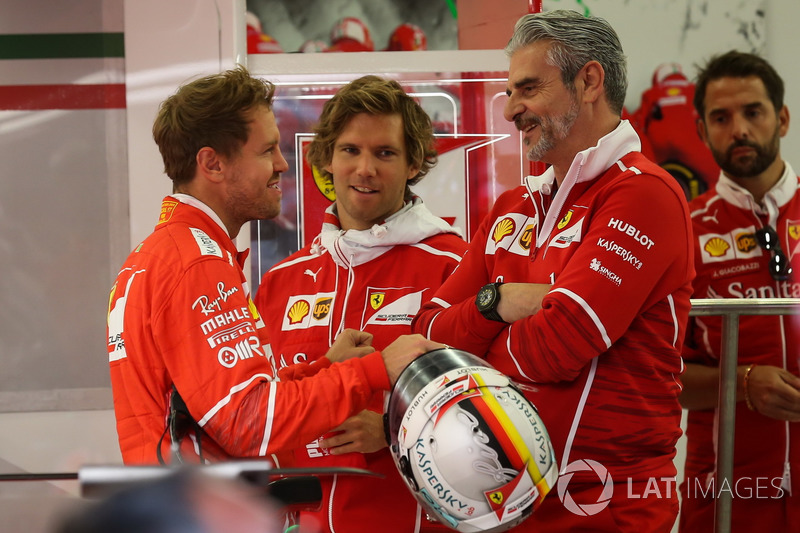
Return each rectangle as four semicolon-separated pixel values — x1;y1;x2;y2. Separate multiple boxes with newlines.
107;68;439;465
256;198;466;531
412;11;693;532
255;76;467;533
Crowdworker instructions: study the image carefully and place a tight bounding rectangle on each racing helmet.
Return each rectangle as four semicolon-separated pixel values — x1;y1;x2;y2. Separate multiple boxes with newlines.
387;23;427;51
329;16;374;52
246;12;283;54
386;348;558;532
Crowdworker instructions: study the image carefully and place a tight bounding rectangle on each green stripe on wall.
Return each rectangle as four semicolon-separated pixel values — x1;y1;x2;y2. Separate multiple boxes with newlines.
0;33;124;59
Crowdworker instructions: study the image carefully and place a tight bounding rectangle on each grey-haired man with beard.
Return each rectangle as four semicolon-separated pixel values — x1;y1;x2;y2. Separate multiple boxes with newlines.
413;10;694;532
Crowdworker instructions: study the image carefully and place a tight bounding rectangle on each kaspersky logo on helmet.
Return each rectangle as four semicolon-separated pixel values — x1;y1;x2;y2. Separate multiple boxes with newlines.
556;459;614;516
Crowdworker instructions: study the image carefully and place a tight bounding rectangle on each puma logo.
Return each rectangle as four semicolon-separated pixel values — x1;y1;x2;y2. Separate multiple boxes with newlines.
304;268;321;282
702;209;719;224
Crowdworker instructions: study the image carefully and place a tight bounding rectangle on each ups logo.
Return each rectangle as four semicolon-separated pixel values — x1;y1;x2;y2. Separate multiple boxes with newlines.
735;232;757;253
313;297;333;320
519;224;533;250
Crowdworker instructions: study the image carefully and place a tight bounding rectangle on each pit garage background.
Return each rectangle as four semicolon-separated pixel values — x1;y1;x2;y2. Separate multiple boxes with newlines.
1;0;798;531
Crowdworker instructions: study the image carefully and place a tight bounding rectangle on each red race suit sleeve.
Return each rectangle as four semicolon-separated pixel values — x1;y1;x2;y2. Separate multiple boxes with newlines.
108;230;389;465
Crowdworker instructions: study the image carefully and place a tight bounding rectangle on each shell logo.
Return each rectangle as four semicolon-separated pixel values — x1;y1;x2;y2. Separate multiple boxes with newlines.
492;218;515;243
288;300;310;324
704;237;730;257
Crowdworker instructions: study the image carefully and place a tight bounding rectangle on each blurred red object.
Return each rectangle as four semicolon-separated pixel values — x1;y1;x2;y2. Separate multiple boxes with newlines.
386;23;427;51
299;39;329;53
328;16;374;52
629;62;720;198
246;11;283;54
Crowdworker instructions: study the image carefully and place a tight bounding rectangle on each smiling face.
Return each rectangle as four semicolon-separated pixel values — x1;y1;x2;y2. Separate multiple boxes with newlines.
698;75;788;185
224;105;288;231
504;41;581;167
326;112;419;231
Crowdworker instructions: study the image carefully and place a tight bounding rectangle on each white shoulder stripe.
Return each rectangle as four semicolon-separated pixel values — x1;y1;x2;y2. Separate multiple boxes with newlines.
505;323;534;381
690;194;723;218
409;242;463;262
615;160;642;175
550;287;612;349
425;312;439;340
198;373;273;427
667;294;678;347
560;357;598;470
269;253;319;272
259;382;277;456
430;297;451;308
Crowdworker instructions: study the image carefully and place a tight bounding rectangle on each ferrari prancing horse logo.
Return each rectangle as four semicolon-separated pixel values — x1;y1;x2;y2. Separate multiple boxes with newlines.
370;292;385;310
557;210;573;229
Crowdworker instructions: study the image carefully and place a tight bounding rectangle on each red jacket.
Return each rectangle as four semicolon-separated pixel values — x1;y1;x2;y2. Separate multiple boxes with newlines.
412;122;694;531
107;195;391;464
255;198;467;533
679;164;800;532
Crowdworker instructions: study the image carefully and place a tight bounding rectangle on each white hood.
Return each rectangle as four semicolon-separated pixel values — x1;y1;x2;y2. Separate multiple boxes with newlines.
313;196;463;268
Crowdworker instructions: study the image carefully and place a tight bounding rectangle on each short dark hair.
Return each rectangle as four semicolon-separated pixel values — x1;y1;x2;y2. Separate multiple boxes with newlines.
153;67;276;186
693;50;784;119
306;75;437;188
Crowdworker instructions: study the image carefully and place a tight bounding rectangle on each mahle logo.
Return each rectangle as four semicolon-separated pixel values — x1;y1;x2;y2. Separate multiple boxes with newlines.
557;459;614;516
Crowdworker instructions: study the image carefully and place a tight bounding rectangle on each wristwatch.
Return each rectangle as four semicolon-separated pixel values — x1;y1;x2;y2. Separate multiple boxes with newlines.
475;282;507;323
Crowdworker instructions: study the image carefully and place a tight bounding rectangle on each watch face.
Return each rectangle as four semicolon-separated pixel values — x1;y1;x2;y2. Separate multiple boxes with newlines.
477;285;495;309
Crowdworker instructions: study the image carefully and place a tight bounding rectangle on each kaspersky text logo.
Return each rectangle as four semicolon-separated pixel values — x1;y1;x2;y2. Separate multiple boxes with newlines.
557;459;614;516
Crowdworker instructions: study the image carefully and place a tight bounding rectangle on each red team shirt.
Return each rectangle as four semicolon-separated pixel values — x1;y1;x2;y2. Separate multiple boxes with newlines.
107;195;392;464
680;165;800;532
413;122;694;532
255;198;467;533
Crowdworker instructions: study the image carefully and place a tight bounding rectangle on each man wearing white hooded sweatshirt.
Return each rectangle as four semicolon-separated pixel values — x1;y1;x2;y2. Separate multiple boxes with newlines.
254;75;467;533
